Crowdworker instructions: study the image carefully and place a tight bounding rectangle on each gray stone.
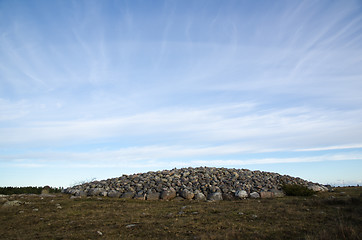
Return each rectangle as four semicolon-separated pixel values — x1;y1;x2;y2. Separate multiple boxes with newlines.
2;200;22;208
180;189;194;200
134;193;145;200
260;191;273;199
87;188;103;196
194;192;206;201
308;185;328;192
107;190;122;198
172;196;185;201
75;190;87;197
40;194;56;197
146;192;160;200
121;192;135;199
235;190;248;199
160;188;176;200
70;196;81;199
126;224;137;228
270;189;285;198
222;193;236;201
250;192;260;199
208;192;223;201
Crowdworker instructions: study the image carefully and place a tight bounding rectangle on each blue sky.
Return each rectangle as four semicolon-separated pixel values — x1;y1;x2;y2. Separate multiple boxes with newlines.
1;0;361;187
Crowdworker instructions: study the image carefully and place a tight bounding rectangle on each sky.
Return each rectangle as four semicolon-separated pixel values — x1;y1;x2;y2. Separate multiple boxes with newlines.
0;0;361;188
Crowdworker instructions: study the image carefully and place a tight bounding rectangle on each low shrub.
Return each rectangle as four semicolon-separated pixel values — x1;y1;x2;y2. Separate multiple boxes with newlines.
282;184;315;196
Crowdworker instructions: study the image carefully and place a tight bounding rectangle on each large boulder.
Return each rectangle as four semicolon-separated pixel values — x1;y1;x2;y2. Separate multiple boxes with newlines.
235;190;248;199
108;190;122;198
271;189;284;198
194;192;206;201
2;200;22;208
160;188;176;200
146;192;160;200
134;192;146;200
260;191;273;199
308;185;328;192
75;190;87;197
208;192;223;201
87;188;103;196
121;192;135;199
180;189;194;200
250;192;260;199
222;193;237;201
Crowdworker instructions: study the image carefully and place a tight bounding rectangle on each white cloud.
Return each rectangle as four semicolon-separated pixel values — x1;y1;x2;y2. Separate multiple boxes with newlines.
0;99;30;121
188;153;362;167
296;144;362;152
1;102;361;152
3;147;361;170
190;153;362;167
0;144;258;163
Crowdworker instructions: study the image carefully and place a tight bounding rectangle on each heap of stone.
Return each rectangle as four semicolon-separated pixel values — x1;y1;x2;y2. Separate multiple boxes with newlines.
63;167;327;200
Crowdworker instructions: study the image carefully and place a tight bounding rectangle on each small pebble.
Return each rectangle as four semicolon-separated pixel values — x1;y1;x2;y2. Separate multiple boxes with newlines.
126;224;136;228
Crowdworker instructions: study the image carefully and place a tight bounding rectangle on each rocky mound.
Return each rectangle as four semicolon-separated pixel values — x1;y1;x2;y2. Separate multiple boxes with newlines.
63;167;328;200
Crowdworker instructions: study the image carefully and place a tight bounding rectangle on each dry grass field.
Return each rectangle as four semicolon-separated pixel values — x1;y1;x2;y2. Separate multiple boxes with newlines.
1;187;361;240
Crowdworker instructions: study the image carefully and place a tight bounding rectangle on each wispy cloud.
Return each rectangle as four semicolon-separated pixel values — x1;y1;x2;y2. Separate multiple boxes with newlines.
3;147;361;170
1;101;361;152
190;153;362;167
296;144;362;152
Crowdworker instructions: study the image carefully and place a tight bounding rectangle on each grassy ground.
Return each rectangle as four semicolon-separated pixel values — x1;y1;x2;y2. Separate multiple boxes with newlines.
1;187;361;240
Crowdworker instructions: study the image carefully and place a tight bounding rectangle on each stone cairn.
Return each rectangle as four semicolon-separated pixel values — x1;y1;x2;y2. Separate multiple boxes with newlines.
63;167;328;200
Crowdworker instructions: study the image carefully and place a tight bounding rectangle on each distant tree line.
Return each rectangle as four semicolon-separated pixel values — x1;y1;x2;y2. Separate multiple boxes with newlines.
0;186;63;195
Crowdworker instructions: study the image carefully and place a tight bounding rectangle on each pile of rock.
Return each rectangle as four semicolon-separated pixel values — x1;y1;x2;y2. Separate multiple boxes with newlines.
63;167;328;201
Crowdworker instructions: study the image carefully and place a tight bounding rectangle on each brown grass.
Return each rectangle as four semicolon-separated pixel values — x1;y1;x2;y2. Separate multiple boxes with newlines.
1;187;361;240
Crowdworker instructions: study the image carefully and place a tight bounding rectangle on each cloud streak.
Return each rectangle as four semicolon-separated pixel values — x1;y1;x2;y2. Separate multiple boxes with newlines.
1;102;361;150
3;147;361;170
